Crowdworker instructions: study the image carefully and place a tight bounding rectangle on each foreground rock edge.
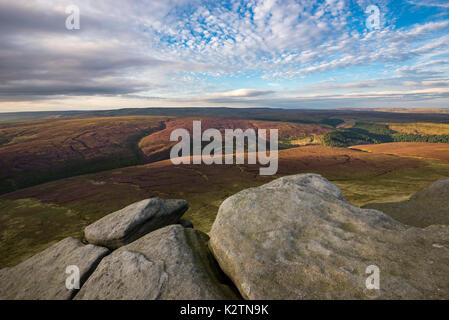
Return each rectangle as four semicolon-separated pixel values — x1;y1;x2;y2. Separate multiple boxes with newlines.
0;237;109;300
84;197;189;249
209;173;449;299
2;175;448;300
75;225;239;300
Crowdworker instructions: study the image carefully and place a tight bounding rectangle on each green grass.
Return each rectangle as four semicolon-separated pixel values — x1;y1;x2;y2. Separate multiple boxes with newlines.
333;159;449;206
0;198;87;267
2;155;449;268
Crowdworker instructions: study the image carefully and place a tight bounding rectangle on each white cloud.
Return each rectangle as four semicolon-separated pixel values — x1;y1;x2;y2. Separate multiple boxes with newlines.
0;0;449;110
407;0;449;8
207;89;274;98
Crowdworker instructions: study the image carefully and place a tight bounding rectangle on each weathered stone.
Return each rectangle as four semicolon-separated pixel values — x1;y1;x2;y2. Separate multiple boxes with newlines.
84;198;188;249
75;225;239;300
365;178;449;227
209;174;449;299
0;237;109;300
178;218;194;228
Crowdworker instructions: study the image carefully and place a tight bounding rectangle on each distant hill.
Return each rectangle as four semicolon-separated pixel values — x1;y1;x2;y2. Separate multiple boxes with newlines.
4;107;449;123
0;116;168;194
0;111;85;122
339;108;449;114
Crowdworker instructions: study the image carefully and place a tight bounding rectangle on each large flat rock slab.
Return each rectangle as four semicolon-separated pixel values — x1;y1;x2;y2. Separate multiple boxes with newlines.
209;174;449;299
0;237;109;300
84;198;188;249
76;225;239;300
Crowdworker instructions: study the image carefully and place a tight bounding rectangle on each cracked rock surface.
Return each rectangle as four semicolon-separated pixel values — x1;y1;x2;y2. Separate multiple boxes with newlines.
209;174;449;299
84;198;188;249
0;237;109;300
76;225;239;300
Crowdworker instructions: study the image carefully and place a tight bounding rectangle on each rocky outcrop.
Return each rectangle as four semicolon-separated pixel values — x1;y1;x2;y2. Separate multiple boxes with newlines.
0;197;237;300
2;177;448;300
0;237;109;300
75;225;238;300
364;178;449;227
84;198;188;249
209;174;449;299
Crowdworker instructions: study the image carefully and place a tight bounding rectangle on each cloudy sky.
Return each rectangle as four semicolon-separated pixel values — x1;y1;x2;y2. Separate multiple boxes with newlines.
1;0;449;112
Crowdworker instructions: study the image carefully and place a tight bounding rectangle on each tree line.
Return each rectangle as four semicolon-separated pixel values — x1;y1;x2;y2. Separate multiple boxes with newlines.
322;122;449;147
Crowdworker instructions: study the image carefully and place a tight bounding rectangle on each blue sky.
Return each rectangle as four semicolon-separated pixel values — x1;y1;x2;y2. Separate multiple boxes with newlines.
0;0;449;111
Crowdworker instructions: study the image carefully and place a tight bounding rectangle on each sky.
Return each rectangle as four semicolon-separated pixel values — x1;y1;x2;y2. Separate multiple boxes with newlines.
1;0;449;112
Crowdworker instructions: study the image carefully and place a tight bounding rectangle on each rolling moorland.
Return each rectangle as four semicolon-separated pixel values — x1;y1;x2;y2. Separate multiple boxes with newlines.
2;108;449;268
0;116;171;194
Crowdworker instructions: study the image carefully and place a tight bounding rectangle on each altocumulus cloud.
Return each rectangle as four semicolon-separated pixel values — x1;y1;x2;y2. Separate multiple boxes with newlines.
0;0;449;111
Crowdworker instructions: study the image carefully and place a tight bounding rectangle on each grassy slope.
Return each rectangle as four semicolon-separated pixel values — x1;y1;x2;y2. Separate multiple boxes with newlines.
0;116;170;194
138;117;332;161
0;115;331;194
2;112;449;268
348;142;449;227
387;122;449;135
363;167;449;228
350;142;449;162
2;145;449;267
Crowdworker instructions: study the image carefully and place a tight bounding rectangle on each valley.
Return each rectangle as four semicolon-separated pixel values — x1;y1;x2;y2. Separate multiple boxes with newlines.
1;108;449;268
